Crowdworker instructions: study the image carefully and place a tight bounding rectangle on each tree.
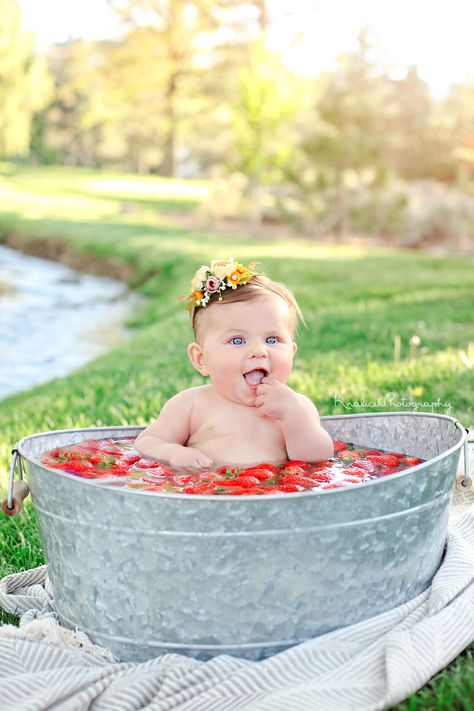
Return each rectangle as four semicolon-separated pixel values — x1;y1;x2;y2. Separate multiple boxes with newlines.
0;0;52;157
291;29;390;234
227;40;305;221
107;0;263;176
383;66;433;181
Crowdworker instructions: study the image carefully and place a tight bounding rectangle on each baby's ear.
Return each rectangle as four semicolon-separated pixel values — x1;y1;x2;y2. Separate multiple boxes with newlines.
187;342;209;376
292;341;298;355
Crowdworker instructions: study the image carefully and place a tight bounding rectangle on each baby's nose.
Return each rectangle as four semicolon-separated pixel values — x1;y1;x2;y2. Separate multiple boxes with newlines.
249;341;268;357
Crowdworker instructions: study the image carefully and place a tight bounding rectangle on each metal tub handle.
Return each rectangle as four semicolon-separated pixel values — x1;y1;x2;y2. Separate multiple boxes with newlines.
1;448;30;516
455;423;472;488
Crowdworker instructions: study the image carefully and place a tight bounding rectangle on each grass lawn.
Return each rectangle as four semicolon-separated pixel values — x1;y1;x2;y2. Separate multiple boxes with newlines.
0;164;473;709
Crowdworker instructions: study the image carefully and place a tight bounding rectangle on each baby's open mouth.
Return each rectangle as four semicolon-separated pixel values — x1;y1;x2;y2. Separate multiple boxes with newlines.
243;369;268;386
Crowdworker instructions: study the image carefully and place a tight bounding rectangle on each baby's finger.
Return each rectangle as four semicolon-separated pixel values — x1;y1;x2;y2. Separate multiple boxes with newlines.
198;455;213;468
260;376;279;385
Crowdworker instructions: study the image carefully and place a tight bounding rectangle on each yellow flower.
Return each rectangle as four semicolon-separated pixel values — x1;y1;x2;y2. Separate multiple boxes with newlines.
228;270;240;287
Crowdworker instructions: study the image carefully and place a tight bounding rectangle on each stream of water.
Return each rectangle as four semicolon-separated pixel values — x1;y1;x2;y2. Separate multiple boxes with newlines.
0;244;143;400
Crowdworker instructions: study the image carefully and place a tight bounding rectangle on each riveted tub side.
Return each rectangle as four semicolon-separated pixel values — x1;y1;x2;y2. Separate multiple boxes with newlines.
16;414;466;662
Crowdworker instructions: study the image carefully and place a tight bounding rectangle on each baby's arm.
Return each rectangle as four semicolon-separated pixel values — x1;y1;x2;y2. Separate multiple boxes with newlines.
280;394;334;462
135;391;213;470
255;378;334;462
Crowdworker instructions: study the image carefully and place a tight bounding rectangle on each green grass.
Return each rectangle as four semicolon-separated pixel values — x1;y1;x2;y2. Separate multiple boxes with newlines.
0;164;473;708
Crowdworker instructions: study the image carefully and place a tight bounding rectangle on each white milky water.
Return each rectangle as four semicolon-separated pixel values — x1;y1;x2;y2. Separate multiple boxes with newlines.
0;244;143;400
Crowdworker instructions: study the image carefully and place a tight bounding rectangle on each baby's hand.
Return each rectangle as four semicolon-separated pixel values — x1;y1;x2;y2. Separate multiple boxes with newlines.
168;446;213;472
254;377;303;421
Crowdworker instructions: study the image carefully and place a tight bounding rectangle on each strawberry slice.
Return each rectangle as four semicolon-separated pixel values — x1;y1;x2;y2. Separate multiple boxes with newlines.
337;450;360;459
240;467;275;481
402;456;422;466
284;460;310;469
332;440;347;454
343;467;367;477
352;459;376;473
370;454;400;468
218;475;261;488
277;483;304;492
280;474;319;488
183;482;217;495
282;465;306;476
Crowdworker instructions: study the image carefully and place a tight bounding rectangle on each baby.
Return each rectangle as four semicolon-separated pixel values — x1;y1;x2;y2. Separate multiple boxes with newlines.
135;258;334;469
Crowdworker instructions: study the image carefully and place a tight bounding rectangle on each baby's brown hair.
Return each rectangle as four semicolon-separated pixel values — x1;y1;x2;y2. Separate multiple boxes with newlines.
191;275;303;342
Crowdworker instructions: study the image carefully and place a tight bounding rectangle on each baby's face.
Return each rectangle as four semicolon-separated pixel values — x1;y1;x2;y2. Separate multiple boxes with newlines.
189;294;297;407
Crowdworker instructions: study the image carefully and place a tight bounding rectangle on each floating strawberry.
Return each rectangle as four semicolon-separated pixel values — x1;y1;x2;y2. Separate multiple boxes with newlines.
240;467;275;481
332;440;347;454
183;482;217;495
352;459;376;473
342;467;367;477
337;450;360;460
276;484;304;492
284;460;310;469
402;456;422;466
135;458;165;469
369;454;400;468
217;465;242;476
218;475;261;488
309;472;333;482
282;465;306;477
63;460;94;474
280;474;319;488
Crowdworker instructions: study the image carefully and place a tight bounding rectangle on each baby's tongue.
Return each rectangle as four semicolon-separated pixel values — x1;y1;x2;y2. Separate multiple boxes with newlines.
244;369;266;386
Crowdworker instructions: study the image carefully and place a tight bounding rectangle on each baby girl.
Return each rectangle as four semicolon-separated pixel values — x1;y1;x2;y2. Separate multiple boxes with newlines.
135;258;334;469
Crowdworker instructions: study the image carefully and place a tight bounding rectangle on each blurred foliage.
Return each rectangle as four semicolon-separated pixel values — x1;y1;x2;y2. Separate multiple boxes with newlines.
2;1;474;243
0;0;52;157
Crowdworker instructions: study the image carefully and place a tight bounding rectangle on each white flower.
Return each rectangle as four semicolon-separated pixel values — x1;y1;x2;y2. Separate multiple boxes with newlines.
191;265;210;290
210;258;234;280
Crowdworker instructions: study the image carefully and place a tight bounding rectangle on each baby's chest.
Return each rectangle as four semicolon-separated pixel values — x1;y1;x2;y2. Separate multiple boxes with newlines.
193;409;280;441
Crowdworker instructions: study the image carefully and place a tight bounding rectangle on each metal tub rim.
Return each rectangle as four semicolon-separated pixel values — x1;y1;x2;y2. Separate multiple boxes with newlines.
16;411;467;501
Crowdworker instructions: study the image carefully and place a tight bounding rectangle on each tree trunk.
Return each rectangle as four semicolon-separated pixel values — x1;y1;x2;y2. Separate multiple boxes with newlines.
160;73;177;177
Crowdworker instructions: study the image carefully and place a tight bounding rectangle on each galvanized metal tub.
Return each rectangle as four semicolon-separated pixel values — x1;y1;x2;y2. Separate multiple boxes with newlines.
15;412;466;662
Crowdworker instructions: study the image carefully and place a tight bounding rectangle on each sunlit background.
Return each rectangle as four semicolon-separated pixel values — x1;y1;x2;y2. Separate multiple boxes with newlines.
2;0;474;246
18;0;474;97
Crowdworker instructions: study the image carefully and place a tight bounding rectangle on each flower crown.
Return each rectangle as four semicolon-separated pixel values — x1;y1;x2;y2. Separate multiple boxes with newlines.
181;258;260;311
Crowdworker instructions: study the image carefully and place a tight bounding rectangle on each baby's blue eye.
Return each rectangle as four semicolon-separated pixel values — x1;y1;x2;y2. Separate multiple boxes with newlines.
230;336;244;345
266;336;279;344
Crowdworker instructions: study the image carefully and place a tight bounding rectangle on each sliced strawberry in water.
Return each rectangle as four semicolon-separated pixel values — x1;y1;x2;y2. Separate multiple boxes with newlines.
183;482;217;495
240;467;275;481
402;456;422;466
218;475;261;488
343;467;367;477
280;474;319;488
337;450;359;459
352;459;376;472
370;454;400;467
284;460;311;469
310;472;333;482
282;465;306;476
276;483;303;492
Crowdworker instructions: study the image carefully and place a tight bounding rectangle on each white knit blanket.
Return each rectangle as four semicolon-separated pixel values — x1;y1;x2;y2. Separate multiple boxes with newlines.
1;484;473;711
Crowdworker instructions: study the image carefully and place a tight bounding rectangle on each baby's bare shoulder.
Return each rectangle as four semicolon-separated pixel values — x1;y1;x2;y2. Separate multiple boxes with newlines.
165;384;212;409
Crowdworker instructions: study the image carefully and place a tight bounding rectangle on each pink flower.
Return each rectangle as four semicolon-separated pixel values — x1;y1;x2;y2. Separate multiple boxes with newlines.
205;276;220;293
